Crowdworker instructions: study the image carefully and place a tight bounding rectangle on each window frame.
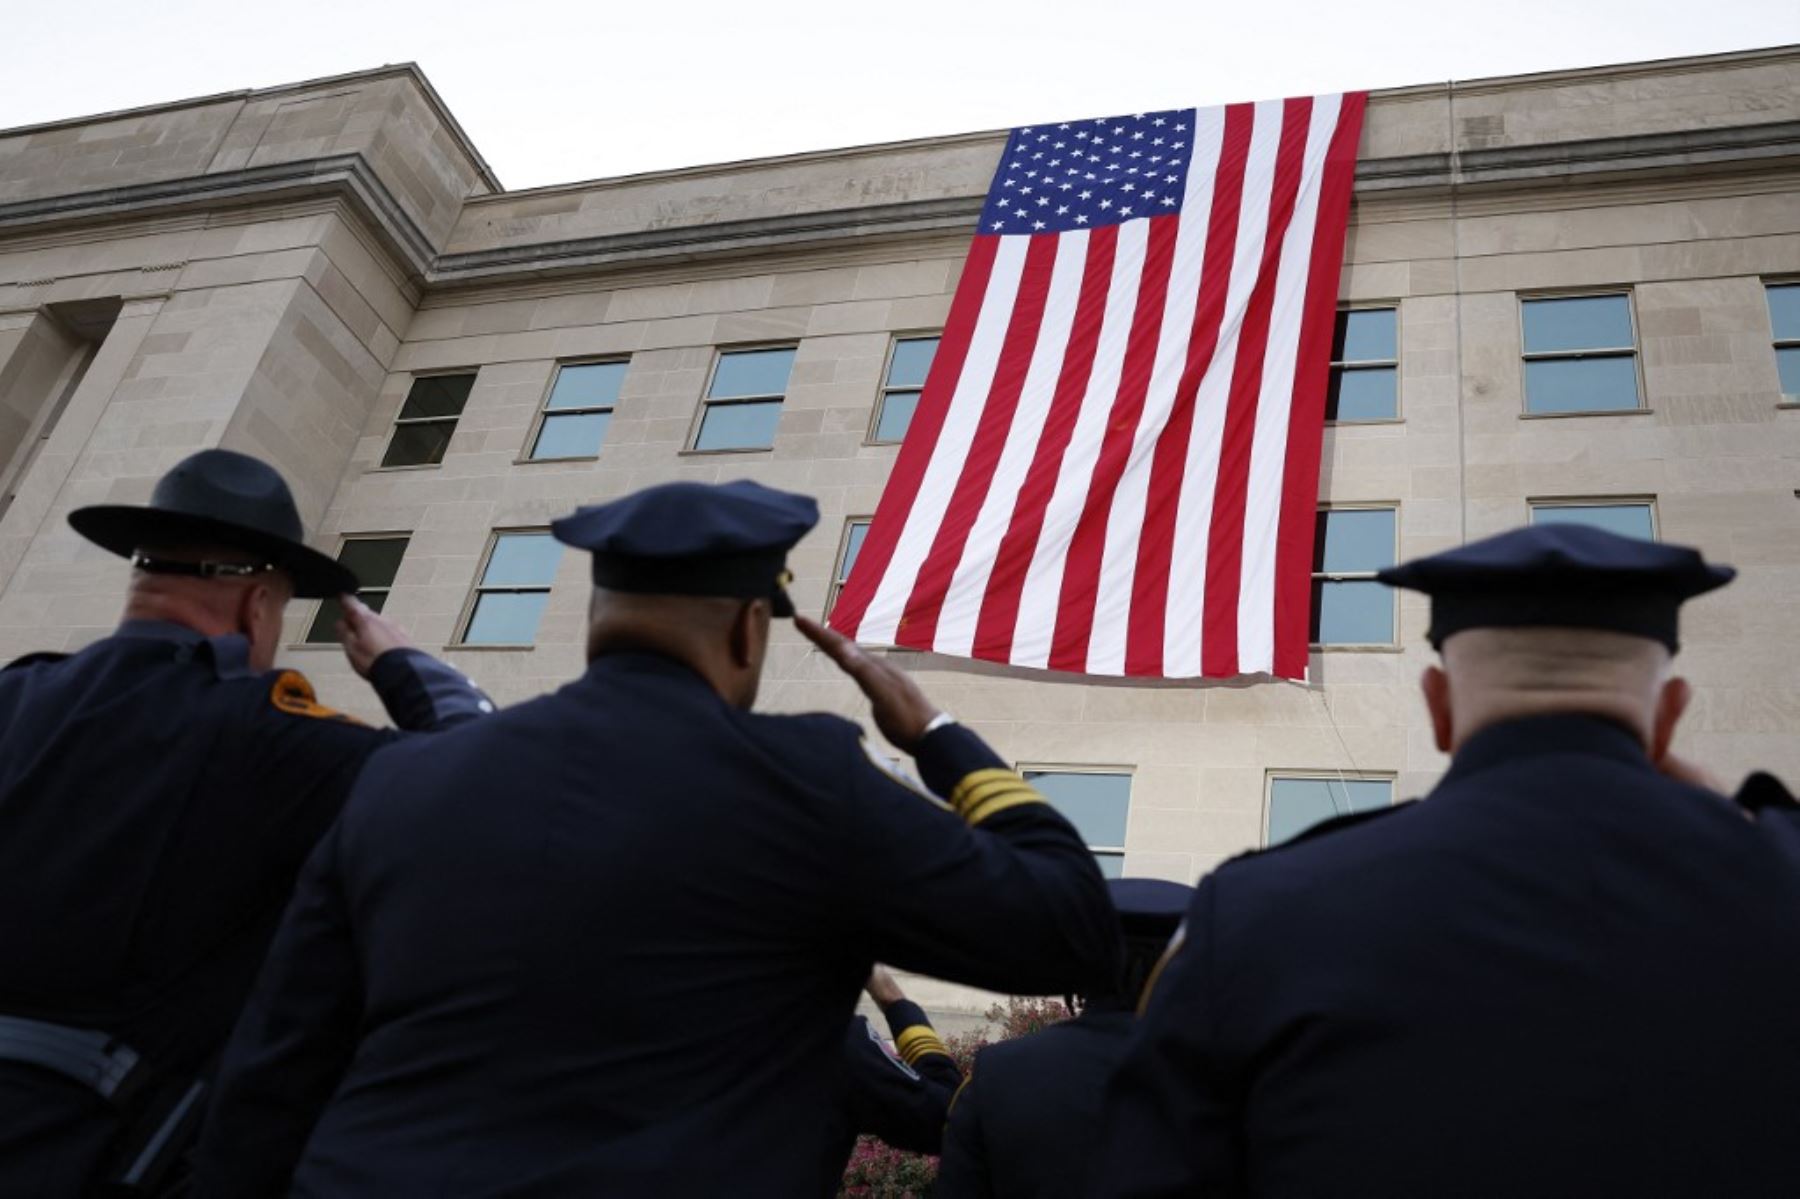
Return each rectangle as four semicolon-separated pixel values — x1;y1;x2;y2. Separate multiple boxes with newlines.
1765;280;1800;406
522;357;629;463
1310;502;1400;650
454;527;560;649
1517;290;1646;417
1527;496;1659;541
684;343;798;455
826;516;874;618
1325;303;1401;425
377;369;478;471
296;532;412;647
1017;762;1134;875
1263;770;1397;848
867;332;942;445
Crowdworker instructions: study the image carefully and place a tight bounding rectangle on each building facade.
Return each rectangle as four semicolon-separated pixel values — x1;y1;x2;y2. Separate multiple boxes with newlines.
2;50;1797;1010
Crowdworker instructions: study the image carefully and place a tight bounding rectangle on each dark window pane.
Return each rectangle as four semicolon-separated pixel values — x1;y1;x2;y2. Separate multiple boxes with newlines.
380;420;455;468
1532;504;1654;541
531;411;611;459
305;597;345;643
1767;284;1800;341
482;534;562;586
1522;295;1634;353
695;400;783;451
710;348;796;399
1313;509;1396;573
1310;579;1394;644
548;362;627;410
335;538;408;589
1268;777;1392;844
1326;367;1397;421
1778;346;1800;397
1022;771;1131;847
875;390;920;442
1096;852;1125;879
1332;308;1397;363
396;374;476;420
887;337;940;389
464;592;549;645
839;522;871;583
1524;356;1640;413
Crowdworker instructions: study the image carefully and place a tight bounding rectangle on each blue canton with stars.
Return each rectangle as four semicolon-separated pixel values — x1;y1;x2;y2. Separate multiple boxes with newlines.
979;107;1198;236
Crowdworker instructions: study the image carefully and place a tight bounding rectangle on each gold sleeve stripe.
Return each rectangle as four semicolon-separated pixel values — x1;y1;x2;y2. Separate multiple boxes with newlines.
964;788;1047;827
955;776;1027;816
949;768;1019;815
895;1027;950;1064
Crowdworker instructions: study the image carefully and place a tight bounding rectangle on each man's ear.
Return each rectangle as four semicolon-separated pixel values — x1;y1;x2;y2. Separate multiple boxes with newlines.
727;600;761;670
1650;675;1692;765
1421;664;1453;754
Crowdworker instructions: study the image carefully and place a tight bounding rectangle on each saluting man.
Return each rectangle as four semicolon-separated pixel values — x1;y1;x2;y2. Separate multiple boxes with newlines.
194;478;1118;1198
828;964;964;1176
1096;524;1800;1198
0;449;494;1197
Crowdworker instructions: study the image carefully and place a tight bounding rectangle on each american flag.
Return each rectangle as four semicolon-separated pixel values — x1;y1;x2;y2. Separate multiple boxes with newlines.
830;93;1366;679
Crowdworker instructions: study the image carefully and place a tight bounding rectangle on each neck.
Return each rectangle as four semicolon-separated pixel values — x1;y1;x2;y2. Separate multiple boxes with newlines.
1453;692;1650;753
120;588;239;639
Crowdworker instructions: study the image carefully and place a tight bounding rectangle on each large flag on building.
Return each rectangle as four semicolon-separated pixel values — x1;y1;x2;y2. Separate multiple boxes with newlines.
830;93;1367;679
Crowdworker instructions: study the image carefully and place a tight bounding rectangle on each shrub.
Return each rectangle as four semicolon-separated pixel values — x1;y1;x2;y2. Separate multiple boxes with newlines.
837;996;1071;1196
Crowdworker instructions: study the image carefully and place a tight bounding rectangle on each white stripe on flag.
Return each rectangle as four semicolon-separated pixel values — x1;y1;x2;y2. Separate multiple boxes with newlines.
858;237;1029;645
1237;94;1344;674
934;230;1089;658
1010;219;1150;669
1084;107;1227;676
1163;98;1287;676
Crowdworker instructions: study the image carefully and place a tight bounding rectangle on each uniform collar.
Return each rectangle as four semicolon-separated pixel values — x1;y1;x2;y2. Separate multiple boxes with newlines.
1441;712;1651;787
115;618;207;644
111;619;252;679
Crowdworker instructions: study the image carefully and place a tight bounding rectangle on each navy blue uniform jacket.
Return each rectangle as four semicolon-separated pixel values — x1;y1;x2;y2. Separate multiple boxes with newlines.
195;650;1117;1197
938;1003;1134;1199
1097;715;1800;1197
0;620;490;1196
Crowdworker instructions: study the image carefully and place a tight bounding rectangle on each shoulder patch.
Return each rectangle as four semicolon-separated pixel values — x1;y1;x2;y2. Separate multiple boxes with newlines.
269;670;362;724
3;651;69;673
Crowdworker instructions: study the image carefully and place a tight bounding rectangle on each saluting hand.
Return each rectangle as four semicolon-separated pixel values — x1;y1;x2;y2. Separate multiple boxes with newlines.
337;594;415;679
795;614;942;755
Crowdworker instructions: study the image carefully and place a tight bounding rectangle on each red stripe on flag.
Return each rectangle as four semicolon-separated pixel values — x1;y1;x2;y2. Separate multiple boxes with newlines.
828;234;1000;637
972;225;1118;662
1048;214;1182;673
1123;103;1256;677
895;235;1059;649
1201;97;1313;678
1274;94;1367;677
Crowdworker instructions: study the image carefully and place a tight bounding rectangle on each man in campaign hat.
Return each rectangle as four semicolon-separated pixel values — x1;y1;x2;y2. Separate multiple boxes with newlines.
194;478;1118;1197
938;877;1192;1198
1094;523;1800;1198
0;448;493;1196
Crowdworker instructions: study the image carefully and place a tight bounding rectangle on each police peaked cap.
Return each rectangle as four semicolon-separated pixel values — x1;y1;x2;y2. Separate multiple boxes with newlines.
69;449;357;599
551;479;819;617
1377;523;1735;652
1108;878;1193;938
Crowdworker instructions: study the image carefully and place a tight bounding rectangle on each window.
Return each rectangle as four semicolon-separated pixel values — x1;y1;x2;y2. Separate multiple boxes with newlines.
1530;500;1655;541
1311;507;1396;646
380;373;476;467
459;531;562;646
693;347;795;452
1021;769;1131;878
1327;307;1398;421
1267;775;1394;846
529;361;627;460
1520;294;1641;414
872;335;939;442
1768;283;1800;399
304;536;410;643
827;518;872;615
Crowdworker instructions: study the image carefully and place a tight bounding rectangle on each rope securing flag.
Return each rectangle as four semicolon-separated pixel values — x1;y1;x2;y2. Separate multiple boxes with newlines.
829;93;1367;679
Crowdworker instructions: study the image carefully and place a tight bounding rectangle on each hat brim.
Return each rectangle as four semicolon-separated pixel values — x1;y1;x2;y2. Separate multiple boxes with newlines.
68;505;358;599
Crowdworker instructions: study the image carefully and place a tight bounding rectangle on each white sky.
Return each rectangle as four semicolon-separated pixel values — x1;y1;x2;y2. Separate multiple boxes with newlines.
5;0;1797;190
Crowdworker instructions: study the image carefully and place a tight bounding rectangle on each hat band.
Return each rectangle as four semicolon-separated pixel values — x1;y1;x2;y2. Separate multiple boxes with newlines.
589;549;790;603
130;552;278;581
1427;586;1682;652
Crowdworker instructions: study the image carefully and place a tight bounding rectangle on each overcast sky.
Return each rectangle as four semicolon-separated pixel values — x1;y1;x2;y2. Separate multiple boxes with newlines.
6;0;1797;189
